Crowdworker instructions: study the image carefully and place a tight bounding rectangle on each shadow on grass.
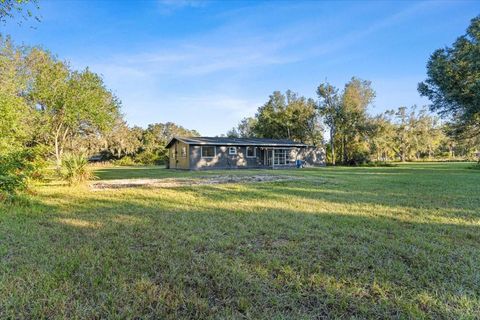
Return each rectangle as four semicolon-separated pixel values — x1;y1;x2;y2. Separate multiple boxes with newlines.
0;164;480;318
1;175;479;318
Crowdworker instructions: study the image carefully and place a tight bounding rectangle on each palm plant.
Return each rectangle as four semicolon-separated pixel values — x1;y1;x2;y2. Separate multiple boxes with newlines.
62;153;96;185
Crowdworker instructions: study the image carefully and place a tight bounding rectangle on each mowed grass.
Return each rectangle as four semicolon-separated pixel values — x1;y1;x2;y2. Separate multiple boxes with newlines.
1;163;479;319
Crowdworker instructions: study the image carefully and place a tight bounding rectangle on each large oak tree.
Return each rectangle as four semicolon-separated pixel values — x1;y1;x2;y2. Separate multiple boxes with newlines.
27;48;120;167
418;15;480;138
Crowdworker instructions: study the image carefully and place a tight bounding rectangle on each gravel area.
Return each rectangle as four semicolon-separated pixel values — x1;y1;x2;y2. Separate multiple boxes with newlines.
91;175;297;189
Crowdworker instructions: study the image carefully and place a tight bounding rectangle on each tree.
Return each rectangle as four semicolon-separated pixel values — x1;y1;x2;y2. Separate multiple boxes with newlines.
383;106;444;162
236;117;257;138
254;91;289;139
142;122;199;151
316;82;341;165
418;15;480;138
226;117;257;138
413;109;444;159
388;107;414;162
317;78;374;165
284;92;323;145
0;0;40;25
338;77;375;164
226;117;258;138
137;122;199;164
225;127;239;138
366;114;395;162
26;48;120;167
252;90;322;145
0;36;33;155
104;120;142;158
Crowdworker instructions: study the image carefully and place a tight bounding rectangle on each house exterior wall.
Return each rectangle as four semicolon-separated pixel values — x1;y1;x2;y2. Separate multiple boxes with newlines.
188;145;302;170
300;147;326;167
189;145;265;170
167;143;326;170
168;140;190;169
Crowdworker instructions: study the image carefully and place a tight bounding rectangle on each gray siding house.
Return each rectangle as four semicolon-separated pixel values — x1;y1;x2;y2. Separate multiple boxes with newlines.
166;137;325;170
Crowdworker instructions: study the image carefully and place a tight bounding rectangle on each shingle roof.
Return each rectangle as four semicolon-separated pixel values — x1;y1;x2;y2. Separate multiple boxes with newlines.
166;137;308;148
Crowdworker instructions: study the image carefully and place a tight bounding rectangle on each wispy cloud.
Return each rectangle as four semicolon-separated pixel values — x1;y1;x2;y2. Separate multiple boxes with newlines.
178;94;260;115
157;0;207;14
304;1;440;59
92;37;296;82
79;1;455;135
158;0;204;7
115;91;261;136
93;1;437;84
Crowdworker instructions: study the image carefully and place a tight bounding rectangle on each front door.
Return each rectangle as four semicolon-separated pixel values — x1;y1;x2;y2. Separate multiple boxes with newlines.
266;149;273;166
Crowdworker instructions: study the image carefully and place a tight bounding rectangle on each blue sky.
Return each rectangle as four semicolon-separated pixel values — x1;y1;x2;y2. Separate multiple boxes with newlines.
3;0;479;136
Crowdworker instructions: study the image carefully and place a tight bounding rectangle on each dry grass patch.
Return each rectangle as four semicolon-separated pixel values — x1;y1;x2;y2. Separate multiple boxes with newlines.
90;174;298;189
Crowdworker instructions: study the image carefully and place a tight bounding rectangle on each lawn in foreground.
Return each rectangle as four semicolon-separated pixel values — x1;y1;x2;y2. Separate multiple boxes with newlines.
0;163;479;318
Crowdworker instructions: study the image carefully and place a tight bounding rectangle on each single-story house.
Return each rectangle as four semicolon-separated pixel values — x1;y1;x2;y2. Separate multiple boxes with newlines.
166;137;325;170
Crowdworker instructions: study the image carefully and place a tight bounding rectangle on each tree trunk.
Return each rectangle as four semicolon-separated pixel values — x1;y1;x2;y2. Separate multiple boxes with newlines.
54;135;61;169
54;125;62;170
54;124;69;170
330;128;335;165
60;127;69;161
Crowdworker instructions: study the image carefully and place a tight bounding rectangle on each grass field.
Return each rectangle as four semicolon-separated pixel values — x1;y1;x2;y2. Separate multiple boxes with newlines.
1;163;479;319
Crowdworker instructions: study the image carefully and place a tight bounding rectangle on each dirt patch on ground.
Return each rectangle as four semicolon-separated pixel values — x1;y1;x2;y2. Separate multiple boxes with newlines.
91;175;297;190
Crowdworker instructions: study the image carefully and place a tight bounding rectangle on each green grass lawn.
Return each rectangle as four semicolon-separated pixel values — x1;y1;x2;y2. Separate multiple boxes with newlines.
1;163;479;319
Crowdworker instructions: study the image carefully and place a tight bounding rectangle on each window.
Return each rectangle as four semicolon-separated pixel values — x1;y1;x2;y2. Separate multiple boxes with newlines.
181;146;187;157
228;147;237;155
274;149;290;165
201;146;215;158
246;146;256;158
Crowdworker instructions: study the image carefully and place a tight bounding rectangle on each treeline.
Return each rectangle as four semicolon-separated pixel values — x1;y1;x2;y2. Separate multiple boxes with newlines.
0;36;198;197
227;90;322;146
227;15;480;165
97;121;199;165
1;13;479;197
227;79;478;165
0;36;199;164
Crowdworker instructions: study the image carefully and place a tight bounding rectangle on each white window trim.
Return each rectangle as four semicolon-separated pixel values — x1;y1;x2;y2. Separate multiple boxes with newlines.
228;147;237;155
273;148;289;165
246;146;256;158
201;146;216;158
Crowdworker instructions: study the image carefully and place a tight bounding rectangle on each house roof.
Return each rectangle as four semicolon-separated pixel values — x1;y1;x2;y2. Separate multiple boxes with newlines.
166;137;308;148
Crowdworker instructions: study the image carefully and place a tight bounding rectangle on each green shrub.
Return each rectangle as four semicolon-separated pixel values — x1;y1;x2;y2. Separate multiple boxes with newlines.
469;163;480;170
62;154;96;185
133;151;165;165
112;156;136;166
345;151;370;166
0;148;46;200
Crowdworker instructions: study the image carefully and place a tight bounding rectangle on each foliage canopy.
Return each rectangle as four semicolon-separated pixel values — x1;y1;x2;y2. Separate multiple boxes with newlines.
418;15;480;138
